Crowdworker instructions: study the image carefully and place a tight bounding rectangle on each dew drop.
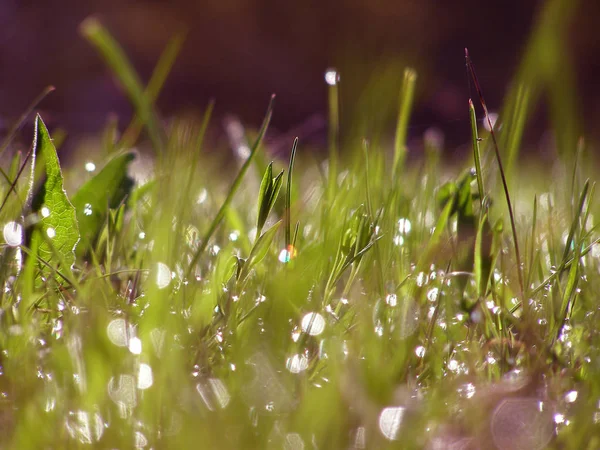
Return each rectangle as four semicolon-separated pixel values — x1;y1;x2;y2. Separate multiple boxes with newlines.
324;68;339;86
3;222;22;247
301;312;325;336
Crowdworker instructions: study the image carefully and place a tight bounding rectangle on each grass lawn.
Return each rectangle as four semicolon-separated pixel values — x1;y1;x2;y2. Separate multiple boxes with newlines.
1;4;600;449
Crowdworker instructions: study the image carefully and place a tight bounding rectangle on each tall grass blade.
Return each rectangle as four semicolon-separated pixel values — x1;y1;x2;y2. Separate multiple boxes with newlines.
392;68;417;180
186;95;275;278
285;137;298;249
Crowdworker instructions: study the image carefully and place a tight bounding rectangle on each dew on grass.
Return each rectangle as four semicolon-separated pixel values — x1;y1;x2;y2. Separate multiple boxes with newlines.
416;272;428;287
41;206;50;218
378;406;405;440
278;245;298;263
129;337;142;355
229;230;240;242
483;112;499;131
397;218;412;234
385;293;398;307
137;364;153;390
83;203;93;216
197;188;208;204
3;222;22;247
457;383;476;399
156;262;172;289
65;410;104;444
84;161;96;172
284;432;304;450
286;354;309;373
491;398;553;450
565;390;578;403
324;68;339;86
415;346;426;358
301;312;325;336
134;431;148;449
107;319;129;347
108;374;137;410
426;288;439;302
46;227;56;238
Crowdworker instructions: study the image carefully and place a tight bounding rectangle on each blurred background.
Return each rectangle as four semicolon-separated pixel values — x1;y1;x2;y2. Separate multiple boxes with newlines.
0;0;598;158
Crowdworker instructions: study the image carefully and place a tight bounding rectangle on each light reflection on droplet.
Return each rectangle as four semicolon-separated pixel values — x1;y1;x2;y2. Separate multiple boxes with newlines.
426;288;438;302
137;364;153;390
385;294;398;307
491;398;554;450
279;245;298;263
108;374;137;411
324;68;339;86
197;188;208;205
301;312;325;336
3;222;22;247
129;337;142;355
284;432;305;450
229;230;240;241
41;206;50;218
106;318;128;347
134;431;148;449
85;161;96;172
416;272;428;287
156;262;172;289
208;378;231;409
83;203;93;216
483;112;499;131
554;413;565;424
397;218;412;234
565;390;578;403
378;406;405;440
415;346;426;358
65;410;104;444
286;354;309;373
46;227;56;238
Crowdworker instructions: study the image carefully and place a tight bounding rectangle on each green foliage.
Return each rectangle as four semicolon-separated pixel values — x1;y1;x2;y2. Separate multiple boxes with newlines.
29;115;79;283
2;2;600;448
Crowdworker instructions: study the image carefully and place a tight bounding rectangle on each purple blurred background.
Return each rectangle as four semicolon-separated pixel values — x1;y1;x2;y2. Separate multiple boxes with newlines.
0;0;598;155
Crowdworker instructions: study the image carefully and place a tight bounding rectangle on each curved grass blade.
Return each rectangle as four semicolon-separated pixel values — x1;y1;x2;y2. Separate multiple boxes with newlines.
392;68;417;180
80;17;164;153
285;137;298;249
119;31;186;149
186;95;275;278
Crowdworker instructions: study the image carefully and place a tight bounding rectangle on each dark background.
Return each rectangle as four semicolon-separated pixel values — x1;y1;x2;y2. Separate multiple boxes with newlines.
0;0;598;155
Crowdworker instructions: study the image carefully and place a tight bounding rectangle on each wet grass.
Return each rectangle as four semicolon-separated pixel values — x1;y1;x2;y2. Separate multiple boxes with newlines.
1;1;600;448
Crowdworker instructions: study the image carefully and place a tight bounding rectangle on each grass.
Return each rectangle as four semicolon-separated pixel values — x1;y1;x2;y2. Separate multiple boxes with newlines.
1;3;600;448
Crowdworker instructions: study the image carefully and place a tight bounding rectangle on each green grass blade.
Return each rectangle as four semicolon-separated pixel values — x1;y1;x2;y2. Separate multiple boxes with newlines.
392;68;417;180
119;31;186;149
469;99;485;206
285;137;299;249
80;17;165;153
185;95;275;278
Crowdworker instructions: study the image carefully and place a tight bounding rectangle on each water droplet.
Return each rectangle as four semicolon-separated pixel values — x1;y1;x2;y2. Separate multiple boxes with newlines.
46;227;56;238
385;294;398;307
378;406;405;440
397;218;412;234
128;337;142;355
565;390;578;403
426;288;439;302
137;364;153;390
415;346;426;358
138;231;146;240
197;188;208;204
279;245;298;263
85;161;96;172
82;203;93;216
156;262;172;289
324;68;339;86
229;230;240;242
3;222;22;247
41;206;50;218
301;312;325;336
286;354;309;373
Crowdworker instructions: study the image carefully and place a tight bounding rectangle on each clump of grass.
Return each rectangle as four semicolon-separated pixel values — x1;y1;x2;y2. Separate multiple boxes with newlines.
1;4;600;449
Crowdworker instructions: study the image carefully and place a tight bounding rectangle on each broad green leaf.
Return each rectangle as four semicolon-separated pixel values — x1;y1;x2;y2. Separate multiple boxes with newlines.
30;115;79;279
71;151;135;255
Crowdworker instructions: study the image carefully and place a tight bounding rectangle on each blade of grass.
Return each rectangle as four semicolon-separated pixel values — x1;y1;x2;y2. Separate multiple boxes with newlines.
285;137;299;250
185;95;275;279
119;31;186;149
469;99;485;207
465;48;525;310
80;17;165;153
392;68;417;180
